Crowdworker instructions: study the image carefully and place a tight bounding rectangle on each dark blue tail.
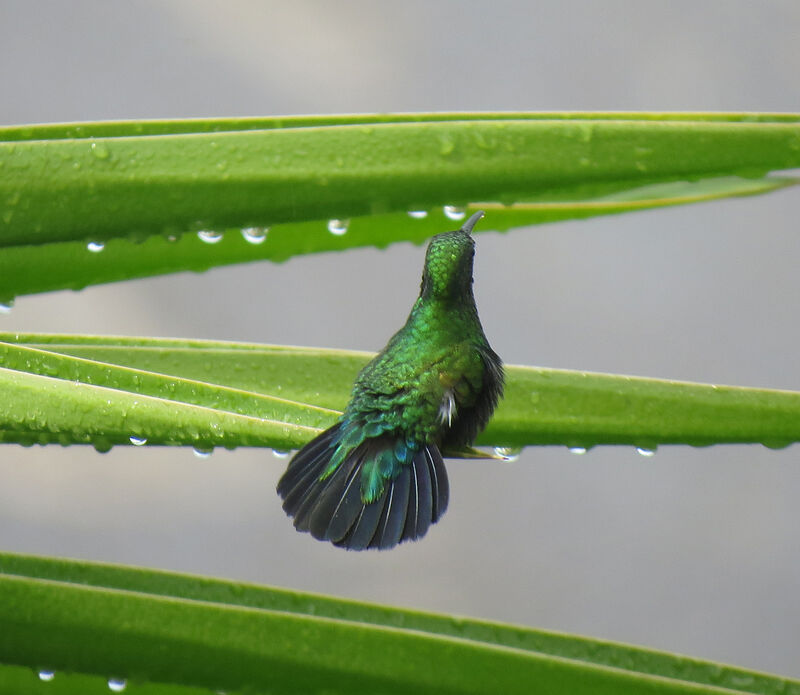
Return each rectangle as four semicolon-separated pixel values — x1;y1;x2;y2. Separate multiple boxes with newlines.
276;424;449;550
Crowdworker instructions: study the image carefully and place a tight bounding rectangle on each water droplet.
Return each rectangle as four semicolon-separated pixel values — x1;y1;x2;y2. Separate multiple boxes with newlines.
108;678;127;692
38;670;55;682
193;446;213;459
272;449;290;459
327;219;349;236
439;135;455;155
87;241;105;253
568;446;587;455
407;210;428;219
241;227;268;244
762;440;791;450
472;131;491;149
449;615;466;631
197;230;224;244
93;437;113;453
576;122;594;143
0;300;13;314
129;436;147;446
729;674;755;689
636;447;656;458
91;142;110;160
443;205;466;221
493;446;522;462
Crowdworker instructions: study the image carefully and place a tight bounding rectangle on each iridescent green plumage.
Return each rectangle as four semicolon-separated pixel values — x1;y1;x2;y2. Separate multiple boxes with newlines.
277;211;503;550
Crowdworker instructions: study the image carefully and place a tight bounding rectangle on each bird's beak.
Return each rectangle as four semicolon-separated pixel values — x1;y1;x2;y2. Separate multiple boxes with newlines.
461;210;485;235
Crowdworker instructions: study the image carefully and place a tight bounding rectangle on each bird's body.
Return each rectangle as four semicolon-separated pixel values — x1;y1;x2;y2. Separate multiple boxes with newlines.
277;212;503;550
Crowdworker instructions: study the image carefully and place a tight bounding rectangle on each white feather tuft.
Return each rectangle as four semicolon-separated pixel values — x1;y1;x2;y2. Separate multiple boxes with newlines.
439;389;456;426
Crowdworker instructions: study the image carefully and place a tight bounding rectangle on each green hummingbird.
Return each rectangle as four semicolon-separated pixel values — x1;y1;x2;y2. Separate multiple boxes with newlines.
277;211;503;550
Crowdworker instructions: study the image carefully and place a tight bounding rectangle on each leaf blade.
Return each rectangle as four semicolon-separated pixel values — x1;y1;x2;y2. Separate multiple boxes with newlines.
3;334;800;452
1;552;796;695
0;175;794;303
4;118;800;249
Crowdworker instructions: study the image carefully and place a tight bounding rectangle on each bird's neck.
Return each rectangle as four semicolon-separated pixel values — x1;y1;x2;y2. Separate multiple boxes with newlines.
405;292;481;339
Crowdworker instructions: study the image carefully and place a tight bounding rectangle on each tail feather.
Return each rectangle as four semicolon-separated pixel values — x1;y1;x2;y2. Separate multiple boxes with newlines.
336;492;388;550
281;451;337;526
426;446;449;522
406;452;432;540
368;466;411;550
310;454;364;541
277;425;341;500
276;424;449;550
280;430;345;532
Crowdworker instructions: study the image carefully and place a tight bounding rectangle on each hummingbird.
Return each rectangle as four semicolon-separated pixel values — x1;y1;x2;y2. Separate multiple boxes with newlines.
277;211;503;550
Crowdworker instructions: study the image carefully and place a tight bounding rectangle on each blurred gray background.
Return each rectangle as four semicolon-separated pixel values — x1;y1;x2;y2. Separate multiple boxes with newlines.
2;0;800;679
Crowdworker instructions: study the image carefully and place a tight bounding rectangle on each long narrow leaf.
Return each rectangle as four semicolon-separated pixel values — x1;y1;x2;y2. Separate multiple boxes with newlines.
3;111;800;142
0;552;796;694
3;117;798;247
1;113;798;301
2;333;800;452
0;175;793;303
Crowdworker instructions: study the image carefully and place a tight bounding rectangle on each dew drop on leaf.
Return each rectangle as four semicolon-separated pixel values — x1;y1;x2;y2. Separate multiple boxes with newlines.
93;437;113;453
762;440;791;450
568;446;587;455
108;678;127;692
38;670;55;682
241;227;268;244
407;210;428;219
439;135;455;155
443;205;466;221
636;447;656;457
327;219;349;236
197;230;224;244
91;142;110;160
193;446;213;459
129;436;147;446
493;446;522;462
87;241;105;253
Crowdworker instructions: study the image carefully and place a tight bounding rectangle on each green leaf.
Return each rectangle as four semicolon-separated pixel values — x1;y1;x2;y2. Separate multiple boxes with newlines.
2;114;799;693
0;336;337;451
3;333;800;453
1;113;798;301
1;552;797;694
0;175;794;303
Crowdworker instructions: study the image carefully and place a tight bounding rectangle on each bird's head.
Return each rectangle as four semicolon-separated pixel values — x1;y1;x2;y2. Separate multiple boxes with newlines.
420;211;484;301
